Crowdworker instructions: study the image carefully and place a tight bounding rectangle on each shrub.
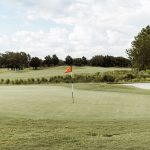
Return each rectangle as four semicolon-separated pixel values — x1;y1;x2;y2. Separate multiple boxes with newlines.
0;79;4;84
41;77;48;83
123;73;136;80
137;71;150;79
11;80;14;84
31;78;35;83
5;79;10;84
93;72;103;82
101;74;115;82
23;80;28;84
1;69;150;85
14;79;20;85
19;79;24;84
49;77;53;83
36;78;41;84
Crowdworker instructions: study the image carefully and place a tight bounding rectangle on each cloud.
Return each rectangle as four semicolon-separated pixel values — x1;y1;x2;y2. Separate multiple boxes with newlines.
0;0;150;59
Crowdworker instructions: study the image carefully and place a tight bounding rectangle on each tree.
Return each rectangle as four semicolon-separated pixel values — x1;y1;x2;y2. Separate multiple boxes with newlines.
30;57;41;70
52;54;59;66
0;52;30;70
73;58;83;66
65;55;73;66
126;25;150;70
115;57;131;67
15;52;31;69
82;56;88;66
44;55;52;67
90;55;104;66
103;55;115;67
58;59;65;66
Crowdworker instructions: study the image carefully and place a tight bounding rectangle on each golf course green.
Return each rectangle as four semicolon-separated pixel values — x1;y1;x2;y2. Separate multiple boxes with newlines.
0;83;150;149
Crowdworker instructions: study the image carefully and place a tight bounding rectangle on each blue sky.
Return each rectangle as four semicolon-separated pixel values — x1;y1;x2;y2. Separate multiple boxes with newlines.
0;0;150;59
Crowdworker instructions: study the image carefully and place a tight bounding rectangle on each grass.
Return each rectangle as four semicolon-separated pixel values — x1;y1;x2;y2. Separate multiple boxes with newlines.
1;118;150;150
0;66;130;79
0;83;150;149
1;84;150;120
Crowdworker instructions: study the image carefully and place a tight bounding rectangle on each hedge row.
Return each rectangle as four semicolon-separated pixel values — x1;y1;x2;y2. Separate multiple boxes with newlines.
0;70;150;85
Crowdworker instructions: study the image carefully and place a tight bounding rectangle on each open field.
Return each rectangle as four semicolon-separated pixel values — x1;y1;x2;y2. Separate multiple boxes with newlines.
0;83;150;149
0;66;130;79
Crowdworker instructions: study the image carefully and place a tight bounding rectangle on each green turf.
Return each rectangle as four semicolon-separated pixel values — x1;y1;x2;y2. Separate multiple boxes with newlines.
0;83;150;149
0;66;130;79
0;84;150;120
1;118;150;150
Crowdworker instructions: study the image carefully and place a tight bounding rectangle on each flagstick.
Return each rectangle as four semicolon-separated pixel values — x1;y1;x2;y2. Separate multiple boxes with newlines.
71;72;74;103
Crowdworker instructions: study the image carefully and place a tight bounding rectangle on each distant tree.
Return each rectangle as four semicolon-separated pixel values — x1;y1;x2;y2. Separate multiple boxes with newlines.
58;59;65;66
30;57;42;70
0;52;30;70
0;51;130;69
103;55;116;67
65;55;73;66
82;56;88;66
90;55;104;66
44;55;52;67
126;25;150;70
52;54;59;66
73;58;83;66
17;52;31;69
27;54;31;66
90;55;130;67
3;52;16;69
0;54;3;68
115;57;131;67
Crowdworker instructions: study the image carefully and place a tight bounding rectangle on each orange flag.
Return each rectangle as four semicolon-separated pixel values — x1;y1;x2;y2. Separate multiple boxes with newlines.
65;66;72;73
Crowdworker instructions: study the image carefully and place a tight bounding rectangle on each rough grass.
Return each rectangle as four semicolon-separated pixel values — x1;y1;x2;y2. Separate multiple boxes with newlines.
1;118;150;150
0;66;130;79
0;83;150;149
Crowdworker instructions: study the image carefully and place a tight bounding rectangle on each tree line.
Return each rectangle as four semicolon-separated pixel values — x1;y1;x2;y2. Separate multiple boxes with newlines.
0;51;131;70
0;26;150;71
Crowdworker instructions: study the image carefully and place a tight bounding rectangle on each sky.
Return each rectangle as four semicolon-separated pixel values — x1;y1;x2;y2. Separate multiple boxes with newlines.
0;0;150;59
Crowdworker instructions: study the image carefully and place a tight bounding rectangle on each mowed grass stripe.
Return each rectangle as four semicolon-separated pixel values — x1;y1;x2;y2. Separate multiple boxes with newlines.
0;84;150;120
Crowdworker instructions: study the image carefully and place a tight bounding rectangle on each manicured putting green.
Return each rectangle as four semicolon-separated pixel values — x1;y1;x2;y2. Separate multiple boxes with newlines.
0;84;150;120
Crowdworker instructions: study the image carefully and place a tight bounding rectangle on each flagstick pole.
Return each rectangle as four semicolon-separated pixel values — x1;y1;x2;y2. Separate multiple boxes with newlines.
71;72;74;103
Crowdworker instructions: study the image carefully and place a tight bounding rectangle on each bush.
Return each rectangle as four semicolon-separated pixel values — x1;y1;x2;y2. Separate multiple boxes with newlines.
123;73;136;80
137;71;150;79
14;79;20;85
101;74;115;82
0;79;4;84
5;79;10;84
41;77;48;83
36;78;41;84
1;69;150;85
31;78;35;83
11;80;14;84
19;79;24;84
23;80;28;84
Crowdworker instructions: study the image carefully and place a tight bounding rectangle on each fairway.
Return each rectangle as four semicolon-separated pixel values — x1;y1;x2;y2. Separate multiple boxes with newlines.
0;66;130;79
1;83;150;149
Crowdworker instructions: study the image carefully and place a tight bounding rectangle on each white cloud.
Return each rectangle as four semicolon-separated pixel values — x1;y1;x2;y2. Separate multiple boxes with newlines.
0;0;150;59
